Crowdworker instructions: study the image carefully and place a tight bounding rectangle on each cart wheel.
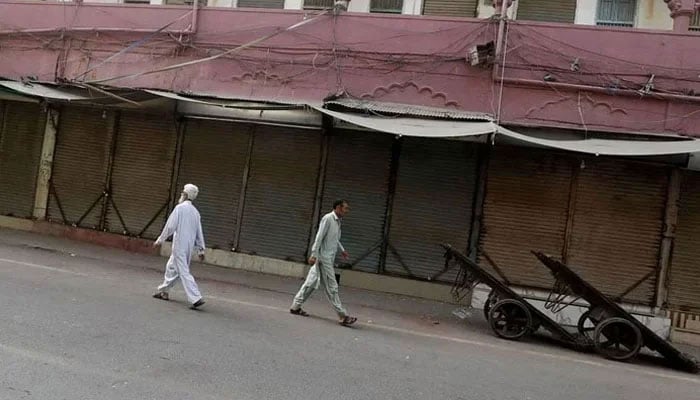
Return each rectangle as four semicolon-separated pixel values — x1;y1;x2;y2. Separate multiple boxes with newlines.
577;310;598;340
483;289;499;321
593;317;643;361
489;299;532;340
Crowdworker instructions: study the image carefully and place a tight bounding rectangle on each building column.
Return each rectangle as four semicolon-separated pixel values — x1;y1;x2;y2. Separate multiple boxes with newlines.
656;169;681;311
32;107;59;220
665;0;698;32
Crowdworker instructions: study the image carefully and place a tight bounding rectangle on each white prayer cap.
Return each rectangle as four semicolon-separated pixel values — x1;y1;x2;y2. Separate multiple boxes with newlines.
183;184;199;201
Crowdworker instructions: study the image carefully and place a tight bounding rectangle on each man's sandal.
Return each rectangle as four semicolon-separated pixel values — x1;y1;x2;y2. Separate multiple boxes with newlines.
290;308;310;317
152;292;169;301
339;316;357;326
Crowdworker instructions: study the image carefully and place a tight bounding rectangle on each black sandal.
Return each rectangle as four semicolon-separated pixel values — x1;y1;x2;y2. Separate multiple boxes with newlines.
339;316;357;326
152;292;169;301
290;308;309;317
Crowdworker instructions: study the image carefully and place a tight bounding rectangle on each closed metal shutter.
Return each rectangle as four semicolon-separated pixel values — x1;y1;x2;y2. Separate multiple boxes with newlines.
516;0;577;23
385;138;478;282
479;147;572;288
668;171;700;311
423;0;477;17
48;107;113;229
237;126;322;262
321;130;393;272
176;119;252;251
0;101;44;218
106;112;177;239
237;0;284;8
567;159;667;305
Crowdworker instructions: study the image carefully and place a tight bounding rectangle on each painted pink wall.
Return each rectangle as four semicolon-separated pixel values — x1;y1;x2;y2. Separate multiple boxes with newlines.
1;2;700;137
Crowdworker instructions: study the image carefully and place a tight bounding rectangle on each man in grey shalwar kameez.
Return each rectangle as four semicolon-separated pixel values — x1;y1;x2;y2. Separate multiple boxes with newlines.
290;199;357;326
152;183;206;310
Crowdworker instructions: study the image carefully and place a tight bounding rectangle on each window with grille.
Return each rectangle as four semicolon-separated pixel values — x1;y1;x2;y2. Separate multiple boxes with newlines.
596;0;636;27
516;0;576;24
304;0;334;9
423;0;478;18
370;0;403;14
164;0;207;5
691;10;700;31
237;0;285;8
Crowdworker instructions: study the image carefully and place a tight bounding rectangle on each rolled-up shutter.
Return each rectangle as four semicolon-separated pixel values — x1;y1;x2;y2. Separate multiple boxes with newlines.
668;171;700;311
48;107;113;228
176;119;252;250
237;126;321;262
479;147;572;288
385;138;478;282
321;130;393;272
567;159;667;305
516;0;577;23
423;0;478;17
106;112;177;239
0;101;44;218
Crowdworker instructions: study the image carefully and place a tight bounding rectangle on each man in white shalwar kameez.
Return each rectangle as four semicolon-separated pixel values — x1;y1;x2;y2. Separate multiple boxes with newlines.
152;184;206;309
290;199;357;326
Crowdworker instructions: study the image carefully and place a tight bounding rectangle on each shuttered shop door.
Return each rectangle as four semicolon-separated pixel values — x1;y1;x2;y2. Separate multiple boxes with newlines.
177;119;252;251
479;147;571;288
668;172;700;311
516;0;577;23
106;112;177;239
0;101;44;218
321;130;393;272
385;138;478;282
567;160;667;305
423;0;477;17
237;127;321;262
48;107;112;228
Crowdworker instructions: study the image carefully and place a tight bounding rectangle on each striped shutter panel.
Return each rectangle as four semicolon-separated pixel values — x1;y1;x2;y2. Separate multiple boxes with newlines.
384;138;478;282
48;107;113;229
516;0;577;23
668;171;700;311
237;126;322;262
479;147;572;289
0;101;44;218
176;119;252;251
423;0;478;17
321;129;393;272
106;112;177;239
567;159;667;305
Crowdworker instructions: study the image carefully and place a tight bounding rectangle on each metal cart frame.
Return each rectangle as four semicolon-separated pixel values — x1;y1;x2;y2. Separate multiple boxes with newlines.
532;251;698;373
443;244;590;349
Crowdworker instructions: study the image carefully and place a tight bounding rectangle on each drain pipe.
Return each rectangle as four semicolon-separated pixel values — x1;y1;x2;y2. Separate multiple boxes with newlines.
190;0;199;35
492;0;512;81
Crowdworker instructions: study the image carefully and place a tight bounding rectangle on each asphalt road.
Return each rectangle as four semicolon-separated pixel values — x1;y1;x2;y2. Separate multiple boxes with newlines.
1;233;699;400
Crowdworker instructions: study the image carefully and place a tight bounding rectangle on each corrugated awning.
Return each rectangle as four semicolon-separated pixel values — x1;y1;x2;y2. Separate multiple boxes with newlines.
325;98;491;121
144;89;302;110
311;106;496;137
0;80;97;101
0;80;164;107
498;126;700;156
